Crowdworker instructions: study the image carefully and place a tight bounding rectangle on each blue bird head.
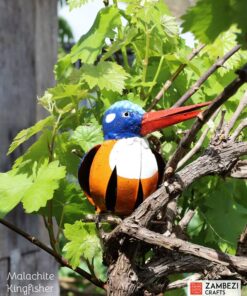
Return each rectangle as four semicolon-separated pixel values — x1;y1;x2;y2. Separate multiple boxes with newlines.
102;100;145;140
102;100;211;140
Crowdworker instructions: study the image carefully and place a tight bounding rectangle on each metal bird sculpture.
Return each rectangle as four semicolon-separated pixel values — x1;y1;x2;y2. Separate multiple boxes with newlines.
78;100;210;216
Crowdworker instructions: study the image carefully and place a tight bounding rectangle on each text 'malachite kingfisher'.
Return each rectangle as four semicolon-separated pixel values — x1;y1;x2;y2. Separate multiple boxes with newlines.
78;100;210;216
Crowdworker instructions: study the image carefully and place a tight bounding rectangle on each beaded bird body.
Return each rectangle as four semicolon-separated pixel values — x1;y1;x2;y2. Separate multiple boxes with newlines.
78;100;210;216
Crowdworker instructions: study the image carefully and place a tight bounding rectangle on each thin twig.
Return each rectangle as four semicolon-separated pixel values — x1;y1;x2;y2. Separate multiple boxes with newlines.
216;110;226;133
148;43;205;111
231;118;247;142
142;27;150;84
177;109;220;169
47;113;62;253
225;91;247;138
166;273;202;290
82;213;122;225
86;259;97;280
42;214;58;252
165;63;247;177
230;160;247;179
0;218;105;289
237;225;247;256
178;210;195;232
172;44;241;108
163;199;177;236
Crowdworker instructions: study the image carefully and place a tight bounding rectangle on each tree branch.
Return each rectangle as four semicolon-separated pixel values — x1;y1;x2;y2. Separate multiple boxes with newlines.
139;252;241;293
163;199;177;236
237;225;247;256
166;274;202;290
231;118;247;142
147;43;205;111
177;108;221;169
82;213;122;225
165;63;247;177
229;160;247;179
122;225;247;273
225;90;247;138
178;210;195;233
172;44;241;107
0;218;105;290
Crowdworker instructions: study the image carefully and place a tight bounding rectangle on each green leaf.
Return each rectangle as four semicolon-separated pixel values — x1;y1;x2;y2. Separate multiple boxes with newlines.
182;0;232;43
54;132;82;176
14;130;52;173
133;1;170;28
39;181;94;227
182;0;247;46
63;221;101;269
161;15;179;38
0;172;32;218
8;116;53;155
67;0;93;10
70;6;121;64
196;178;247;249
54;54;74;82
71;124;103;152
201;28;243;76
81;61;129;93
102;27;138;61
22;160;66;213
49;84;87;101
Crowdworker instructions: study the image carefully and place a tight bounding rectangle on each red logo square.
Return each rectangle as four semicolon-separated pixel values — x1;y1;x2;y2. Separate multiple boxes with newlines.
190;282;202;295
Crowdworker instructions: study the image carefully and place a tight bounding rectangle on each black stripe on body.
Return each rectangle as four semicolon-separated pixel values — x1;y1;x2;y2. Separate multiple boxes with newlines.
134;181;144;209
105;167;117;212
152;150;165;187
78;145;100;195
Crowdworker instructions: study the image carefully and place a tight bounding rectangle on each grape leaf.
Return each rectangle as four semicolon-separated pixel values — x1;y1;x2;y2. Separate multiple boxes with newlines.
182;0;247;46
54;54;74;82
70;6;121;64
63;221;101;269
182;0;232;43
0;172;32;218
53;196;94;227
161;15;179;38
22;160;66;213
202;179;247;248
55;132;81;176
202;28;242;76
71;124;103;152
48;84;88;101
102;27;138;61
81;61;129;93
13;130;52;173
8;116;53;155
39;181;94;226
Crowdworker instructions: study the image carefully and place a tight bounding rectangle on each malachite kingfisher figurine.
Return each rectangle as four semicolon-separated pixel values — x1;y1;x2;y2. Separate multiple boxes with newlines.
78;100;210;216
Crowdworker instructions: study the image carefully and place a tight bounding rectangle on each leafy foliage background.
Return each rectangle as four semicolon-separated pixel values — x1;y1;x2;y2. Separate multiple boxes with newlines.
1;0;247;294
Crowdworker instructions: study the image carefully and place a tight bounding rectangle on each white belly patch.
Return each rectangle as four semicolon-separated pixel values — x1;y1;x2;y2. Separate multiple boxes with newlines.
109;137;158;179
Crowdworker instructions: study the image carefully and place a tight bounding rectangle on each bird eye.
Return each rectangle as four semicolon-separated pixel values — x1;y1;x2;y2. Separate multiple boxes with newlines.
122;111;130;117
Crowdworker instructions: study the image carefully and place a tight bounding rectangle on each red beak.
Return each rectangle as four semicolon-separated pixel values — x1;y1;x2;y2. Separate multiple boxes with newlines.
140;102;211;136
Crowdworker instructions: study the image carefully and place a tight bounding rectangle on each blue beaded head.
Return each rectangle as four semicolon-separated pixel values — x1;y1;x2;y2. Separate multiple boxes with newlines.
102;100;145;140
